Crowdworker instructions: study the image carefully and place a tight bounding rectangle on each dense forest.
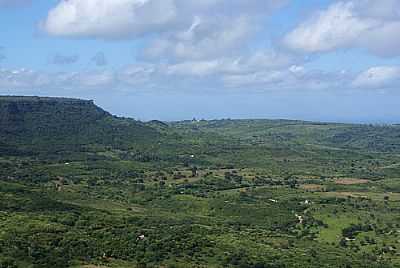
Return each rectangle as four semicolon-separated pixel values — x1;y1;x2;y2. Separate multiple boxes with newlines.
1;96;400;267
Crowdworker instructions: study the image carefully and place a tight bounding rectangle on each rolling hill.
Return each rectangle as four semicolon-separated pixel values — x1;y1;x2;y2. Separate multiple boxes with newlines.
0;96;160;155
1;96;400;267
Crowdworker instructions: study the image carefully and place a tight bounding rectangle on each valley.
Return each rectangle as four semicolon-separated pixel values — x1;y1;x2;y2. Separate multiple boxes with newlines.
1;97;400;267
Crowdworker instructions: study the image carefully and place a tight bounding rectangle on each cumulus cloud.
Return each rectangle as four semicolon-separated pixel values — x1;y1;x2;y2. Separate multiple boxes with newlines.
118;64;156;86
2;62;398;93
163;48;300;78
0;60;354;93
0;68;50;89
283;2;376;53
243;50;299;72
42;0;179;39
0;68;116;91
39;0;302;92
166;59;239;77
143;16;255;61
143;1;288;61
76;71;115;88
352;66;400;89
42;0;287;62
42;0;287;40
91;52;107;66
50;54;79;65
222;66;351;91
13;0;398;93
283;0;400;57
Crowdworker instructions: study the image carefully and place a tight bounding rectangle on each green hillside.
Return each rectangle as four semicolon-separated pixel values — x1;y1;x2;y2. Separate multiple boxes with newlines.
1;96;400;268
0;96;160;155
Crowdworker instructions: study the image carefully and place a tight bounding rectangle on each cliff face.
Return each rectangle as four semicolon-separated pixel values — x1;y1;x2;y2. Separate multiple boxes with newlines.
0;96;159;154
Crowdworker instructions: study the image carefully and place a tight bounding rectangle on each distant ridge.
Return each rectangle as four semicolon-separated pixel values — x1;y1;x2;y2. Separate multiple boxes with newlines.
0;95;94;103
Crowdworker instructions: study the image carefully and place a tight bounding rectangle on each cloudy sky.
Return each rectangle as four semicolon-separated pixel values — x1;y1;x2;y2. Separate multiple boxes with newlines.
1;0;400;122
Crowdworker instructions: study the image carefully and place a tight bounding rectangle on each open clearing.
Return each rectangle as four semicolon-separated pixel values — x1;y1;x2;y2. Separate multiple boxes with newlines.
334;178;370;185
300;184;325;191
322;191;400;201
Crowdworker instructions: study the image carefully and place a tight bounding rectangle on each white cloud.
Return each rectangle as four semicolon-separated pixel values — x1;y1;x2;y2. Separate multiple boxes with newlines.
223;71;286;88
0;68;115;90
42;0;287;62
1;0;398;98
244;50;298;71
352;66;400;89
222;67;350;90
283;0;400;57
283;2;377;53
39;0;299;94
167;60;222;77
42;0;287;40
165;58;246;77
118;64;156;86
42;0;178;39
0;68;48;89
289;65;305;75
1;63;399;93
76;71;115;88
7;0;400;97
159;47;299;78
0;43;309;93
143;16;255;60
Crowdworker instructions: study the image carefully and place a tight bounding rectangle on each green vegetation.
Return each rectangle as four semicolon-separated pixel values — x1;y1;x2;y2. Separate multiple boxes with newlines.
1;96;400;267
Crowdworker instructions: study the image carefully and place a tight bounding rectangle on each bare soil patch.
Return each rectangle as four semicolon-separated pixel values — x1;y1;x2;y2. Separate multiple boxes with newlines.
334;178;370;185
300;184;325;191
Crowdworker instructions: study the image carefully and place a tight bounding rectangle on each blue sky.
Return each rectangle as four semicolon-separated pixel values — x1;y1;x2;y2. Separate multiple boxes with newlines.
1;0;400;122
